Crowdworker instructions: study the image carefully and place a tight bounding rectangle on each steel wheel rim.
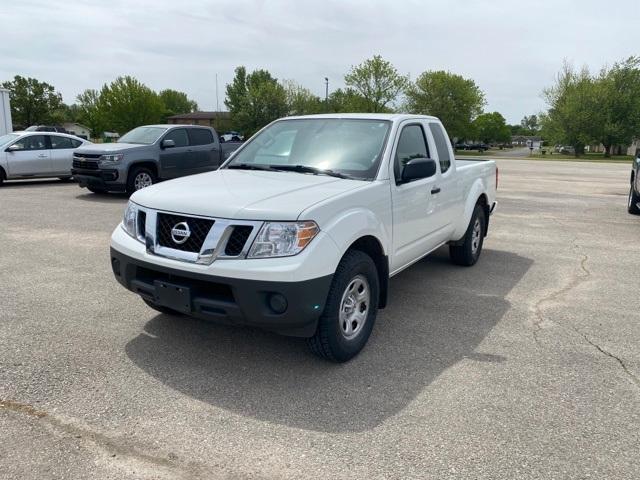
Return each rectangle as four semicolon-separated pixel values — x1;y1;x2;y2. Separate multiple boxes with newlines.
471;218;482;255
339;274;370;340
134;172;153;190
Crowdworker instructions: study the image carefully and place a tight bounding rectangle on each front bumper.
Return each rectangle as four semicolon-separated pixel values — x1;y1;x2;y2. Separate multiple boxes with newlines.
72;168;125;192
110;247;332;337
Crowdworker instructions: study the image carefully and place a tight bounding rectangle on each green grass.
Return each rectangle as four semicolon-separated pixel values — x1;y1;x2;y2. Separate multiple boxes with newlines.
529;152;632;163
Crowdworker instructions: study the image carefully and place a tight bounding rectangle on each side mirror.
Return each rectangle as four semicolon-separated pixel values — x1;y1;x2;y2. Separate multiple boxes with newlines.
400;158;437;183
161;139;175;149
6;144;20;153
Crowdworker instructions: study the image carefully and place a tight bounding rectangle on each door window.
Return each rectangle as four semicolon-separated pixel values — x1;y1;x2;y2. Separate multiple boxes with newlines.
49;135;75;149
187;128;214;146
394;125;429;180
163;129;189;147
11;135;47;151
429;123;451;173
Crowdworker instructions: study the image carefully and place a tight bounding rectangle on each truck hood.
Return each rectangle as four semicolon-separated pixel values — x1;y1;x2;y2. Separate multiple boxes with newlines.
75;142;148;153
131;169;368;221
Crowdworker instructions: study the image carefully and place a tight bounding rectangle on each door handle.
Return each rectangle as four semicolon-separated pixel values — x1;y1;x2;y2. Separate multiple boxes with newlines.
431;187;441;194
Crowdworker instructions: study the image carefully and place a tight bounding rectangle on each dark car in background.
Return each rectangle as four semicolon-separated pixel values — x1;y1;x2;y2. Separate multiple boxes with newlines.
455;142;490;152
629;155;640;214
71;124;242;194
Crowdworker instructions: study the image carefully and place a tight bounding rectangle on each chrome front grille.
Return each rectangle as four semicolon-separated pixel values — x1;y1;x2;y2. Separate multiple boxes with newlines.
136;208;261;264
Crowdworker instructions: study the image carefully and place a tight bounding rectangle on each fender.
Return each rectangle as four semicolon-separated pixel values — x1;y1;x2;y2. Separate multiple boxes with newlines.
322;207;390;258
451;178;487;241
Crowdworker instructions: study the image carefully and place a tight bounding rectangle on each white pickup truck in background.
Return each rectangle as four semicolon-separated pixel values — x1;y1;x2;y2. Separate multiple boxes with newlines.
110;114;497;361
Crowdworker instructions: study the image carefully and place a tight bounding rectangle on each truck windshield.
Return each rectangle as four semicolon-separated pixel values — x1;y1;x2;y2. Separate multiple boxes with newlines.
226;118;391;180
118;127;167;145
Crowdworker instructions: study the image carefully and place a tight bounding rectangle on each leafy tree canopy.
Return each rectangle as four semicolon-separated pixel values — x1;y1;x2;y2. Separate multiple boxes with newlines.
1;75;63;127
344;55;409;113
405;70;485;140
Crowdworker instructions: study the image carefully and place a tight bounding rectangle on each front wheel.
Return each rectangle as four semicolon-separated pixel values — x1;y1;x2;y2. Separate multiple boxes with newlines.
628;184;640;215
307;250;379;362
127;166;156;194
449;204;486;266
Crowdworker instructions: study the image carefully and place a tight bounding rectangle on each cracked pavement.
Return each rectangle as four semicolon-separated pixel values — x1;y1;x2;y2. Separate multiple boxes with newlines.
1;159;639;479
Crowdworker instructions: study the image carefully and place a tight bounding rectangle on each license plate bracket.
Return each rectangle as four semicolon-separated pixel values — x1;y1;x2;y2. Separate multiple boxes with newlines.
154;281;192;313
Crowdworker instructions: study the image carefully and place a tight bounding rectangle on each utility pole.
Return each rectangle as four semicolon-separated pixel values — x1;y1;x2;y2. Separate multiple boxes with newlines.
324;77;329;112
215;74;220;112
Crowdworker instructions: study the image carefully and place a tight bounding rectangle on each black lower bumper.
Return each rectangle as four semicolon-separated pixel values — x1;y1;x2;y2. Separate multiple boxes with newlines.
110;248;333;337
72;169;125;192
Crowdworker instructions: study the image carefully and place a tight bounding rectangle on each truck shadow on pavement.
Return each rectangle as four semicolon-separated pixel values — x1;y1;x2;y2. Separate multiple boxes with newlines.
125;247;532;433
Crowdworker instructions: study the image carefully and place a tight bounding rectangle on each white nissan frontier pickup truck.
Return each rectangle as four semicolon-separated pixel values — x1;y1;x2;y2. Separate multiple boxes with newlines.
110;114;497;361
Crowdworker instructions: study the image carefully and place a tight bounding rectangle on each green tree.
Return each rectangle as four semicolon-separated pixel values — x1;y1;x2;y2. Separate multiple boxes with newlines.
473;112;511;144
542;62;602;156
405;70;486;140
76;89;105;138
1;75;63;126
98;76;164;133
327;88;369;113
344;55;409;112
224;66;288;136
520;114;540;134
596;57;640;157
282;80;324;115
159;89;198;121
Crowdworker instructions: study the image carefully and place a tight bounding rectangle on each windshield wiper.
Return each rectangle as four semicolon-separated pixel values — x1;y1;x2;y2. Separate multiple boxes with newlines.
270;164;350;179
227;163;278;172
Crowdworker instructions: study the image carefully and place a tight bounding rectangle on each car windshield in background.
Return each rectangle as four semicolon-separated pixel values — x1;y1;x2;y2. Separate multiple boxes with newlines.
0;133;19;147
226;118;391;180
118;127;166;145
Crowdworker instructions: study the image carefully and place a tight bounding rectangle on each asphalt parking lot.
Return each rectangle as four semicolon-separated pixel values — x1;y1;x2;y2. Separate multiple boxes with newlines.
1;159;639;479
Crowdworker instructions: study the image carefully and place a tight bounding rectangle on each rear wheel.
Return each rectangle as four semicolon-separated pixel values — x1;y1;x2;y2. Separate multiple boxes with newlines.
127;166;156;194
307;250;379;362
449;204;486;266
628;184;640;215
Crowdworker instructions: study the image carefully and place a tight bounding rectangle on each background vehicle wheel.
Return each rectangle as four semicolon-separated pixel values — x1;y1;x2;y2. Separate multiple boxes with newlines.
0;168;5;186
449;204;486;266
127;167;156;194
58;176;72;182
87;186;106;194
628;184;640;214
142;298;183;316
307;250;379;362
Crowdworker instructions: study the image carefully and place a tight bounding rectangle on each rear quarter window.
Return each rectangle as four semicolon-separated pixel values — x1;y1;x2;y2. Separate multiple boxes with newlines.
187;128;215;146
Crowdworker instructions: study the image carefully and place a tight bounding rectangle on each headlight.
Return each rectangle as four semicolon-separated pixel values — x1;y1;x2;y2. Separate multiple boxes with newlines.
100;153;124;164
122;201;138;239
247;221;319;258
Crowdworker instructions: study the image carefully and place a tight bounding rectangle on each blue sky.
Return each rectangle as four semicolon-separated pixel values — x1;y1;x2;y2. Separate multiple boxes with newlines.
1;0;638;123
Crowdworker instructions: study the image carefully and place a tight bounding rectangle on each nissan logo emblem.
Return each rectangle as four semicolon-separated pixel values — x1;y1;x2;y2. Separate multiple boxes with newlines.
171;222;191;244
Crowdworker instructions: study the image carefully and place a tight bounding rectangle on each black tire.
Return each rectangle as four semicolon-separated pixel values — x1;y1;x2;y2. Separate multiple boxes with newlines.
87;186;106;194
142;298;183;316
127;166;156;194
628;184;640;215
307;250;379;362
0;168;4;186
58;176;72;182
449;204;486;266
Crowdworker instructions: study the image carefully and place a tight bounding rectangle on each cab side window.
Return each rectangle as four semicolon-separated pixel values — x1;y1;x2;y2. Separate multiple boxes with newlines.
187;128;214;146
429;123;452;173
394;124;429;181
11;135;47;151
163;129;189;147
49;135;74;149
